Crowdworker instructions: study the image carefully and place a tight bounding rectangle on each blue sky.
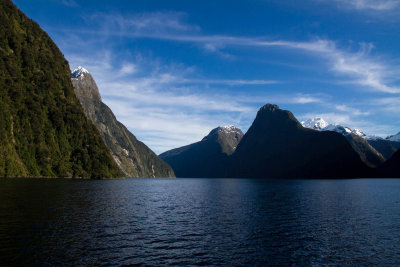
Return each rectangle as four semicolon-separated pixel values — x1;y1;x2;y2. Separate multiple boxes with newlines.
13;0;400;154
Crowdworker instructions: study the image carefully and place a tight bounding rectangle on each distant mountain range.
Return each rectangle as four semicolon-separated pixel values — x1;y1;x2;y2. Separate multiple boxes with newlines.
161;104;400;178
1;0;398;179
301;117;400;161
71;67;175;178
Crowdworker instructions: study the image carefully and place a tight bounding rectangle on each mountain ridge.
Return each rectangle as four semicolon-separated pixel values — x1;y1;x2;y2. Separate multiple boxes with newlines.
302;117;399;162
301;117;385;167
71;67;175;178
0;0;123;178
230;104;369;178
160;125;243;177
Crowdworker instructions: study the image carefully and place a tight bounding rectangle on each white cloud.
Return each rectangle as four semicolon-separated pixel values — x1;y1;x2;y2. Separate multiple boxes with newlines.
291;95;324;104
372;97;400;112
73;13;400;94
55;12;400;151
335;104;370;115
65;47;334;152
61;0;78;7
119;63;137;76
333;0;400;10
86;12;200;36
181;78;278;85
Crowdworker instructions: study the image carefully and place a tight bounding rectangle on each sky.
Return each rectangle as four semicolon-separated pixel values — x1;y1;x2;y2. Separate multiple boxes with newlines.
13;0;400;154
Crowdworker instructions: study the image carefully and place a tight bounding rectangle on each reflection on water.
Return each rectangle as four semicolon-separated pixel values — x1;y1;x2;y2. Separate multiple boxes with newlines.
1;178;400;265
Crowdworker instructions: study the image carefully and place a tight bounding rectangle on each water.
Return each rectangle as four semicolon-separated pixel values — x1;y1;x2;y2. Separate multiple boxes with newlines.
1;178;400;266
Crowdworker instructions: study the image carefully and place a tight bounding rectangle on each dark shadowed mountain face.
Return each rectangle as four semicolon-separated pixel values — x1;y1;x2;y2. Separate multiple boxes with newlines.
379;150;400;178
367;139;400;161
301;119;385;168
0;0;122;178
230;104;369;179
159;126;243;178
71;68;175;178
343;134;385;168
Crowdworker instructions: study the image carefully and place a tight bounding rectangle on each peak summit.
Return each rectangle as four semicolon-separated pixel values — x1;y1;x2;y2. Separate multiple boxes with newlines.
260;104;280;112
72;66;90;79
301;117;330;130
71;66;101;103
218;125;241;133
205;125;243;140
301;117;368;138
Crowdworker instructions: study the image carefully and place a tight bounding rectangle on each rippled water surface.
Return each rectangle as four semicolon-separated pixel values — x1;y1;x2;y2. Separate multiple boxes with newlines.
1;178;400;266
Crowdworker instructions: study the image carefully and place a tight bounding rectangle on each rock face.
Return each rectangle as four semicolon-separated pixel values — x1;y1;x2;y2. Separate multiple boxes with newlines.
301;118;385;167
367;138;400;161
230;104;369;178
159;126;243;177
343;134;385;168
71;67;175;178
0;0;123;178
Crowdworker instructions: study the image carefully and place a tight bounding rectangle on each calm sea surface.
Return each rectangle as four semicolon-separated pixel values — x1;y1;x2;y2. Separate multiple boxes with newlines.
1;178;400;266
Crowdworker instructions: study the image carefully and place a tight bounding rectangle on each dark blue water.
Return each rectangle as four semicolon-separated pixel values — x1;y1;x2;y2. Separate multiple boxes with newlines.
1;178;400;266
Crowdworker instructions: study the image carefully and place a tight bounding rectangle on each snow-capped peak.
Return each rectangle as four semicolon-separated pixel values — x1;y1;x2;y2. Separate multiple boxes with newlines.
303;117;399;142
220;125;238;132
352;128;366;137
302;117;365;137
387;132;400;142
301;117;330;130
72;66;90;79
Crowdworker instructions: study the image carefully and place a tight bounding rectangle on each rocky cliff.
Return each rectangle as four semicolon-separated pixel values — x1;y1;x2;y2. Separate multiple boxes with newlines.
71;67;175;178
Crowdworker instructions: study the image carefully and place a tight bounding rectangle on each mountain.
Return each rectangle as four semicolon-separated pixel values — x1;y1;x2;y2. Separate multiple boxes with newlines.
387;132;400;142
160;126;244;177
71;67;174;178
301;117;330;130
366;136;400;161
0;0;123;178
230;104;369;178
379;150;400;177
301;118;385;167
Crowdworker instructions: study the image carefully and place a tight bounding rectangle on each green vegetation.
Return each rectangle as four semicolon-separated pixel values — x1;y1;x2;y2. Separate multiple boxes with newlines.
0;0;123;178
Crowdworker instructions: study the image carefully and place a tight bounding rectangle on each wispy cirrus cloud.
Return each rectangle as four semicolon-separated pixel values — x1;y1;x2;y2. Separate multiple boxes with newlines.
332;0;400;11
66;47;329;153
50;11;400;151
61;0;78;7
68;13;400;94
335;104;370;116
373;97;400;112
86;12;200;35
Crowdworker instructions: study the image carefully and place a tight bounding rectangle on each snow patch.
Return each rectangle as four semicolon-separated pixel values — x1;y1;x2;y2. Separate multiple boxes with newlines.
72;66;90;79
301;117;330;130
352;128;366;137
303;117;398;142
219;125;240;133
387;132;400;142
302;117;362;137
